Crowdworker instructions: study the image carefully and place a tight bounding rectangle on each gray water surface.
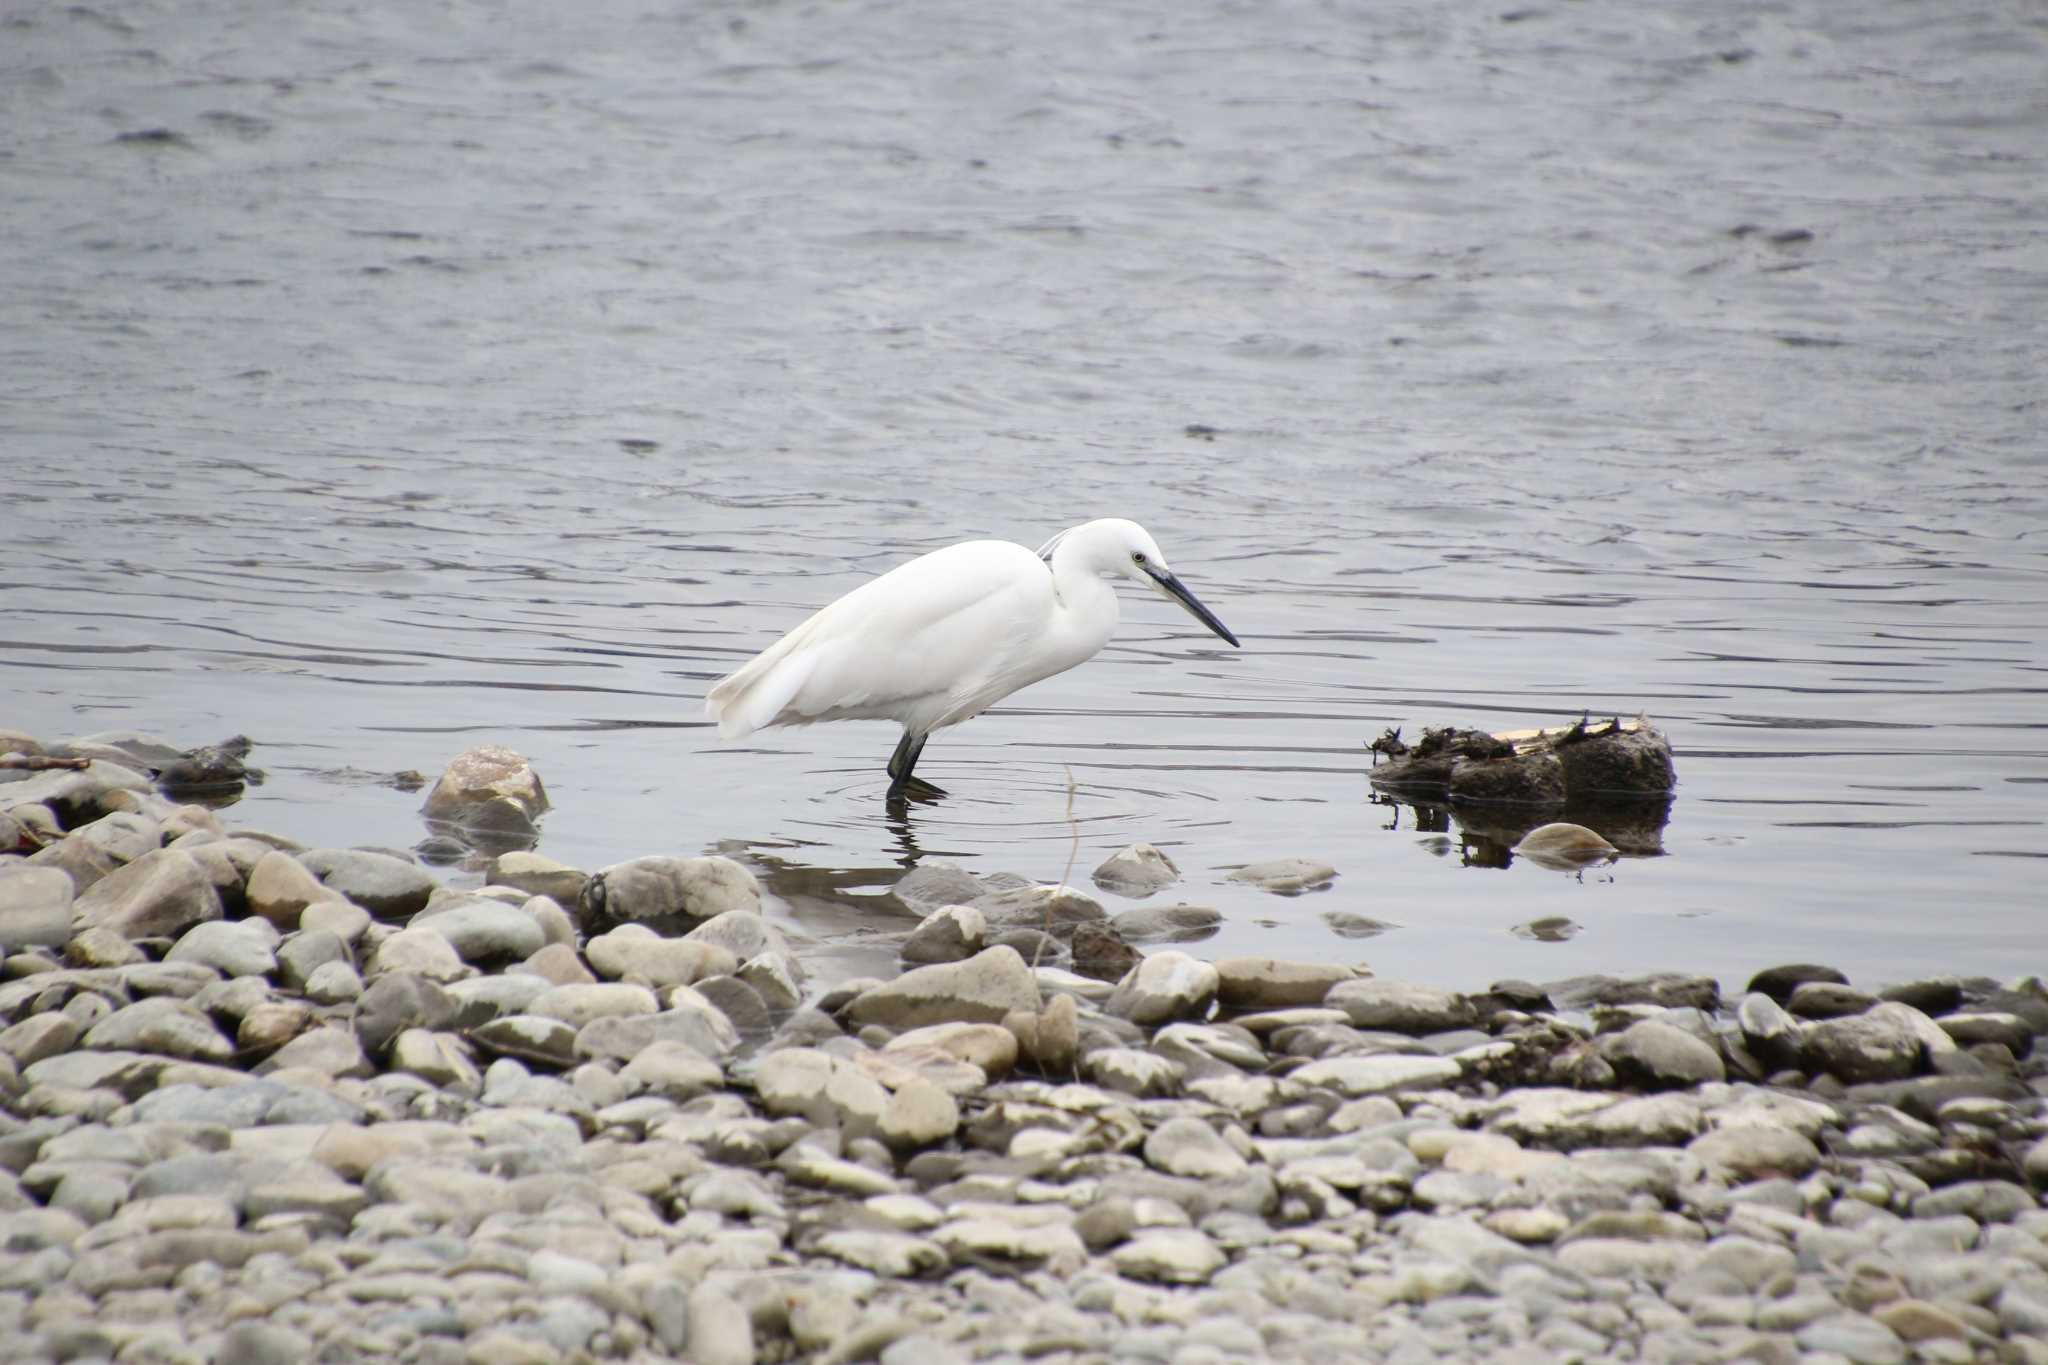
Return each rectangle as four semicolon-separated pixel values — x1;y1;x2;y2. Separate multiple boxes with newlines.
5;0;2046;989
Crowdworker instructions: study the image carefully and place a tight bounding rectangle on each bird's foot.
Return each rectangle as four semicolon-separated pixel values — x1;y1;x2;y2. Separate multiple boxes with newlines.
887;775;948;802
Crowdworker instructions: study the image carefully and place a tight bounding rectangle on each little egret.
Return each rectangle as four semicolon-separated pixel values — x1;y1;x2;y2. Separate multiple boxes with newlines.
706;518;1239;795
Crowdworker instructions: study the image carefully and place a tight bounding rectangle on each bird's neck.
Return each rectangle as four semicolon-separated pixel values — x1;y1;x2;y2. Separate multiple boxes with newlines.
1046;553;1120;656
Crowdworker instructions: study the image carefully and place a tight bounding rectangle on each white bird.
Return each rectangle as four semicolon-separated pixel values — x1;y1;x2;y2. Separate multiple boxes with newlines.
706;518;1240;796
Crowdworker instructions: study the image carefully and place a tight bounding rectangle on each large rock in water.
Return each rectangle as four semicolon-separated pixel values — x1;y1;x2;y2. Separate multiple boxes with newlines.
70;848;222;940
582;855;762;924
420;744;549;841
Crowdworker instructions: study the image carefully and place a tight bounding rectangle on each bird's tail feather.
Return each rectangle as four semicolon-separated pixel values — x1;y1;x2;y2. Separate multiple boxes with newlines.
706;648;815;740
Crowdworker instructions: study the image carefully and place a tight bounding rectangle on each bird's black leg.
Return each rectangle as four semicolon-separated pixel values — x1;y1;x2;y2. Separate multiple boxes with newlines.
886;731;945;798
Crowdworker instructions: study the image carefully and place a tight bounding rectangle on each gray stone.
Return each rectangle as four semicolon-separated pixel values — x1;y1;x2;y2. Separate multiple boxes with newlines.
1687;1124;1821;1180
1143;1118;1247;1179
1214;957;1358;1010
1736;991;1803;1067
1327;978;1474;1033
1599;1018;1727;1088
1082;1047;1183;1097
1292;1053;1462;1096
693;975;773;1038
583;855;760;923
1092;843;1180;897
299;847;438;918
1110;1228;1226;1283
390;1028;483;1095
420;743;549;832
364;926;469;982
575;990;739;1064
0;865;75;948
471;1013;581;1068
70;848;222;940
891;861;987;915
253;1024;372;1078
164;919;278;978
244;850;344;929
618;1039;723;1100
1112;903;1223;943
1804;1004;1945;1082
81;997;233;1061
844;946;1041;1030
486;851;588;905
407;896;545;963
686;1281;756;1365
585;925;737;987
530;982;660;1029
901;904;985;965
1788;980;1878;1018
276;929;350;992
1225;858;1337;894
685;909;790;964
354;971;458;1053
1105;950;1219;1025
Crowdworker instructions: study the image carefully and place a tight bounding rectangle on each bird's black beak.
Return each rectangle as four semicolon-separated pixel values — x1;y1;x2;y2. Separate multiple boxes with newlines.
1144;564;1240;647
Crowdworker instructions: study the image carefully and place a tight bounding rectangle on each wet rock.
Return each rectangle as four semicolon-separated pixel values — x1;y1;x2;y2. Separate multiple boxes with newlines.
1789;980;1877;1018
891;861;987;915
972;883;1106;936
1600;1019;1727;1089
1101;951;1223;1027
1327;978;1475;1033
1214;956;1358;1010
844;946;1040;1031
1225;858;1337;894
1746;963;1849;1004
738;952;802;1010
901;904;985;965
70;848;222;940
1070;921;1142;982
408;895;546;963
1736;991;1803;1068
1111;902;1222;943
582;855;761;924
0;865;75;948
1551;972;1720;1011
1512;822;1618;869
420;743;549;837
1935;1011;2034;1056
298;847;437;918
1092;843;1180;897
1878;976;1965;1016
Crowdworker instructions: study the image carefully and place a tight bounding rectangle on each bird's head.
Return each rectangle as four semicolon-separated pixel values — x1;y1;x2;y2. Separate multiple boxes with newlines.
1069;518;1240;648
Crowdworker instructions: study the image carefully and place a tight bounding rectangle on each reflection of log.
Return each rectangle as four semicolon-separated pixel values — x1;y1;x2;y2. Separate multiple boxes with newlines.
1369;716;1675;860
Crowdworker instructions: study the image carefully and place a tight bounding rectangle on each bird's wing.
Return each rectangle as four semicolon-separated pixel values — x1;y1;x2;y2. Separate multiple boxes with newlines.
706;540;1050;736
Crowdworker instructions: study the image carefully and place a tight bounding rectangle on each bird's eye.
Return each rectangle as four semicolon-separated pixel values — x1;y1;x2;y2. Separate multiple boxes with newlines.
1133;552;1147;564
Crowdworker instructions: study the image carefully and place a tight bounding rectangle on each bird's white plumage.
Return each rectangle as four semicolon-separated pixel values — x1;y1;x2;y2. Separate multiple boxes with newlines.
705;518;1237;789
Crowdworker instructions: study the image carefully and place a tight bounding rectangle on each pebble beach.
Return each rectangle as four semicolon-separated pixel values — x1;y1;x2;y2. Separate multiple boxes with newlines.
2;731;2046;1365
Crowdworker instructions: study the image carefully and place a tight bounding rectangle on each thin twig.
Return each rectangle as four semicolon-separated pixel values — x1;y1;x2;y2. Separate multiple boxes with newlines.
1033;766;1082;971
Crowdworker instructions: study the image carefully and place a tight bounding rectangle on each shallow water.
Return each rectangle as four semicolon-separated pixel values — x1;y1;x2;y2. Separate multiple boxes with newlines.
5;0;2046;989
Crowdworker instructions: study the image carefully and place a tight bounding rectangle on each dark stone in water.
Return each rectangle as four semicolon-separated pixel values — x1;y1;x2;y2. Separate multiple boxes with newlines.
1746;963;1849;1004
1071;922;1141;984
155;736;263;795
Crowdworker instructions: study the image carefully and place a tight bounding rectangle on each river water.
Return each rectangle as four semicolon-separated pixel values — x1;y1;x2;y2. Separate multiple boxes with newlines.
5;0;2045;991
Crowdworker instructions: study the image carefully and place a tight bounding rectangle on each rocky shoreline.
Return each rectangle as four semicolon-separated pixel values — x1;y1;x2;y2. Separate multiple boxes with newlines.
3;731;2047;1364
